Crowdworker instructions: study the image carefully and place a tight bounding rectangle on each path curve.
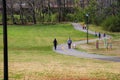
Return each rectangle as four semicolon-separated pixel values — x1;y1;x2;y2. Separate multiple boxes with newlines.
54;23;120;62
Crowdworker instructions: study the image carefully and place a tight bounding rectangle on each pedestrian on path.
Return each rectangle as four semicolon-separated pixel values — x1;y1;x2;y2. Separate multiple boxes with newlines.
108;38;112;50
53;38;57;50
95;31;97;37
67;37;72;49
98;32;101;39
84;24;86;29
103;38;107;49
83;24;85;30
103;33;106;37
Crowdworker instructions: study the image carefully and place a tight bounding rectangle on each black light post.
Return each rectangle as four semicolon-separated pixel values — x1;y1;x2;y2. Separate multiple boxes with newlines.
86;14;89;44
2;0;8;80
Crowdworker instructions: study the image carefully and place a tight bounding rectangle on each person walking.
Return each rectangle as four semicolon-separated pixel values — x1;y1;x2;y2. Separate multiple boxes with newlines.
109;38;112;50
98;32;101;39
103;33;106;37
67;38;72;49
95;31;97;37
53;38;57;50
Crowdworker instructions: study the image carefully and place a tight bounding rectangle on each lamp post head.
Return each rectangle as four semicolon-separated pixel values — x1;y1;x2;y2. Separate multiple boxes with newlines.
86;14;89;17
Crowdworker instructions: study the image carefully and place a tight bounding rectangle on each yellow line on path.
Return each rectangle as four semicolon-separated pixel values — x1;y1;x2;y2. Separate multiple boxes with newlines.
61;46;68;52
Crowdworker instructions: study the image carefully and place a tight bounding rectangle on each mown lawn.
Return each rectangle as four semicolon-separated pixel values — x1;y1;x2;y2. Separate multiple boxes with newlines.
0;23;120;80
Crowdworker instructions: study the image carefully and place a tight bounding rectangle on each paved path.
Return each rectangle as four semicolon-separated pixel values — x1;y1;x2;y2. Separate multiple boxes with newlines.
54;23;120;62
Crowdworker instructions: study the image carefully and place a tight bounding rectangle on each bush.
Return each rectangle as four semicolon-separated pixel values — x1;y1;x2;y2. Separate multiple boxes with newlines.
102;15;120;32
0;14;2;23
51;13;58;22
94;14;106;25
66;13;75;21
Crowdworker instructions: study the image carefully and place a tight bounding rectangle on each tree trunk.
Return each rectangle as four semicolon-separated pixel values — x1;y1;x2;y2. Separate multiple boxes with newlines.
48;0;51;22
57;0;61;22
19;0;24;24
10;0;15;24
32;1;36;24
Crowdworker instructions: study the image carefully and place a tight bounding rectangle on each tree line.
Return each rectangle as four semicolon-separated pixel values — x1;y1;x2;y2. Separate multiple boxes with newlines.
0;0;120;32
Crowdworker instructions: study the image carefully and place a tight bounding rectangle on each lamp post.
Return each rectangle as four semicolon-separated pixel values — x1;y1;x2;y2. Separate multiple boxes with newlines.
86;13;89;44
2;0;8;80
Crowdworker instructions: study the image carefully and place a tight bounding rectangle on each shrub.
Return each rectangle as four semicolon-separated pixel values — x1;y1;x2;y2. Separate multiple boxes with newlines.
66;13;75;21
0;14;2;23
102;15;120;32
51;13;58;22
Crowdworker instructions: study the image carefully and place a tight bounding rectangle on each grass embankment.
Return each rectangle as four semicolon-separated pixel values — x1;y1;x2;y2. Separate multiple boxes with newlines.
77;24;120;56
0;23;120;80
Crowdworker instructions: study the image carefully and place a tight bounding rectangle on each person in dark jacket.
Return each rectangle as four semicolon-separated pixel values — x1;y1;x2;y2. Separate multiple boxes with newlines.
103;33;106;37
53;38;57;50
98;32;101;39
67;38;72;49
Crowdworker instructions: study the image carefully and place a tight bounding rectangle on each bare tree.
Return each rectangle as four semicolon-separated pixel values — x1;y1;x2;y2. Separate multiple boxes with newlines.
6;0;14;24
18;0;24;24
9;0;16;24
57;0;62;22
26;0;37;24
48;0;51;21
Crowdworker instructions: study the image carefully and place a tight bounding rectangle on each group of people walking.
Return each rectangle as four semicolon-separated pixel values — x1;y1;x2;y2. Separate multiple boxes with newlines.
53;37;72;50
95;31;106;39
95;32;113;50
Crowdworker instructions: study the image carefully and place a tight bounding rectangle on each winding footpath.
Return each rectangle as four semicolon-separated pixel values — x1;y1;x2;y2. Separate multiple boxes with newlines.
54;23;120;62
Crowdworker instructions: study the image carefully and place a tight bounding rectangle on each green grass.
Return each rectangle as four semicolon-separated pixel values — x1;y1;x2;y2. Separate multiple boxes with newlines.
1;23;94;52
1;23;87;62
0;23;120;80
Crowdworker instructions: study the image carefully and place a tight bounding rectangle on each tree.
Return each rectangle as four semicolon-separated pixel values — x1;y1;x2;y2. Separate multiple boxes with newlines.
48;0;51;21
27;0;36;24
19;0;24;24
57;0;61;22
85;0;97;24
102;15;120;32
9;0;15;24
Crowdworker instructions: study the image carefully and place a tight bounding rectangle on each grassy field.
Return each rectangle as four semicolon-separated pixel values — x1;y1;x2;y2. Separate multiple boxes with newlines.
0;23;120;80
